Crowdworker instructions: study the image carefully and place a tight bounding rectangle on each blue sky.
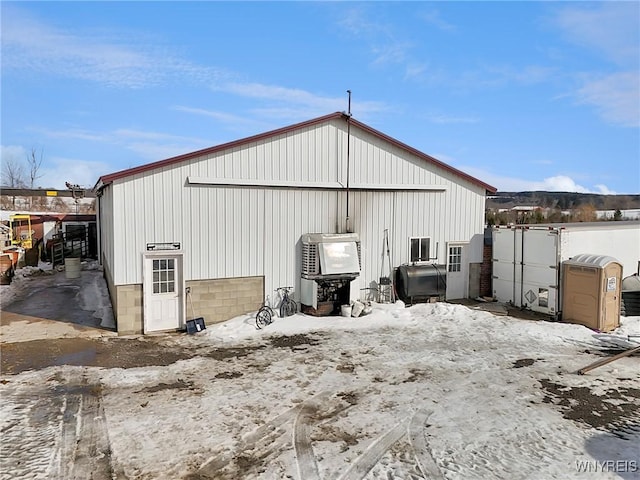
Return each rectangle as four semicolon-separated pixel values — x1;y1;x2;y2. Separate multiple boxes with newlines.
1;1;639;193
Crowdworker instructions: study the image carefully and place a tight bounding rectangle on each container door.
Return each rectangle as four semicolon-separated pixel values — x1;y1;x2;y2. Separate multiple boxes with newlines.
602;265;621;332
492;228;517;305
446;242;468;300
143;253;185;333
520;230;560;315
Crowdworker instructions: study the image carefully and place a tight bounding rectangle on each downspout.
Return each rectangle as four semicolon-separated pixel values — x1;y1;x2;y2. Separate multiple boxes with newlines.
556;228;562;319
97;189;103;266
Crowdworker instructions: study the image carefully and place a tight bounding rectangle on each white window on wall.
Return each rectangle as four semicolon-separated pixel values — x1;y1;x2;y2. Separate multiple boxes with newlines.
448;246;462;272
410;237;430;263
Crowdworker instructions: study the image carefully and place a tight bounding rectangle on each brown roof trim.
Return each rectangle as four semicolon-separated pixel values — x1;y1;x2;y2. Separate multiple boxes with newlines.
95;112;496;194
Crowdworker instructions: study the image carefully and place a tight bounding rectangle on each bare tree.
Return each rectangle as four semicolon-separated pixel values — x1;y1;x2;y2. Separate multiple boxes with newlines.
1;155;26;187
26;148;44;188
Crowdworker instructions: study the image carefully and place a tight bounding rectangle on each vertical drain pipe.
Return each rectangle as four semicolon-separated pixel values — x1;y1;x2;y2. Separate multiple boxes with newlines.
345;90;353;233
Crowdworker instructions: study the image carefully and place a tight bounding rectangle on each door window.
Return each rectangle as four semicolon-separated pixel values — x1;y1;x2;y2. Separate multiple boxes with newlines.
448;246;462;272
152;258;175;294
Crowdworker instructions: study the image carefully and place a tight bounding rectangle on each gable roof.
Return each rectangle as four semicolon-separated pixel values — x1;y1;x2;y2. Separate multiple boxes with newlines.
95;112;497;193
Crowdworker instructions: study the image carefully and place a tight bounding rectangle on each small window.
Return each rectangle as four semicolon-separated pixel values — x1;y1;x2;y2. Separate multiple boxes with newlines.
410;237;430;263
448;246;462;272
65;224;86;240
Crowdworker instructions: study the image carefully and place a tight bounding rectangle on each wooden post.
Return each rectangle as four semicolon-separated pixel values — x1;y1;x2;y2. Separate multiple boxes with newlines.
577;345;640;375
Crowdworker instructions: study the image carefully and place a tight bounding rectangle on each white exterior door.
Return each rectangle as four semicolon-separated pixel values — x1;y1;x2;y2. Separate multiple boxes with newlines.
446;242;469;300
143;252;185;333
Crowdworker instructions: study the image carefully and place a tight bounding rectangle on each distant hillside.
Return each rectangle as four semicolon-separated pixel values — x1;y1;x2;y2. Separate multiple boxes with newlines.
487;192;640;210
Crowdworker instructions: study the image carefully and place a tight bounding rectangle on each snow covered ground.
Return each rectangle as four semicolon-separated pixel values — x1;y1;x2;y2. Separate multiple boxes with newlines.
1;265;639;479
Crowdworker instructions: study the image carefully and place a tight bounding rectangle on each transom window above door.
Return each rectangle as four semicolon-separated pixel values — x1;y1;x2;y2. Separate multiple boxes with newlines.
152;258;175;293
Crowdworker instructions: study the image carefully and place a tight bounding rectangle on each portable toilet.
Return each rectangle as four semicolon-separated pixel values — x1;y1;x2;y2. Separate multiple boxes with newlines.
561;254;622;332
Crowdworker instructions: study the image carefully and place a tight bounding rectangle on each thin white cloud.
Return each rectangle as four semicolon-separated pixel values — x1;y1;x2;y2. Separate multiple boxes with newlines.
371;42;412;67
553;2;640;66
404;63;428;81
551;3;639;128
459;165;617;194
336;7;413;68
172;107;252;124
0;145;27;161
38;157;112;190
36;126;207;148
1;7;227;88
532;159;553;166
33;126;211;164
419;9;457;32
575;72;640;128
483;64;557;86
113;129;204;143
113;129;212;161
423;113;479;125
33;128;108;142
336;5;553;90
337;6;389;38
124;143;200;162
215;82;389;119
219;83;344;110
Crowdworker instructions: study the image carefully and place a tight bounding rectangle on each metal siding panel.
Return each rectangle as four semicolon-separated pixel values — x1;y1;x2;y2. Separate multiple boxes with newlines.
262;189;341;304
348;190;396;292
111;183;126;285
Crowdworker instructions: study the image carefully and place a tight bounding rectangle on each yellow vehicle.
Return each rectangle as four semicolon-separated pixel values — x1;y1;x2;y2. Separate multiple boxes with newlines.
9;214;33;249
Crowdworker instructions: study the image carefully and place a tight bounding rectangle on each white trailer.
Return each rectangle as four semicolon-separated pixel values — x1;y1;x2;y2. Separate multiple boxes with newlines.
492;221;640;318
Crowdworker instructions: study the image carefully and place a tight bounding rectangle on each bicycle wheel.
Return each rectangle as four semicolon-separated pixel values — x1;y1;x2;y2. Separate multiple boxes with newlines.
280;298;297;318
256;307;272;329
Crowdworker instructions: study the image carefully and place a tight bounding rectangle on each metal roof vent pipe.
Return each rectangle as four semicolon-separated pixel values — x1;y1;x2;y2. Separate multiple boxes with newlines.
344;89;353;234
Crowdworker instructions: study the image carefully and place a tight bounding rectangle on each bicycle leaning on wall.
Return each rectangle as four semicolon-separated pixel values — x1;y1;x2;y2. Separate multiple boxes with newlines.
255;287;298;329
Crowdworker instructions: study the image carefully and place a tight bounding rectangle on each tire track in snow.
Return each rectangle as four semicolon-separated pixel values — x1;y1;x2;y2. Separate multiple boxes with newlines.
55;392;82;478
194;392;333;477
193;403;301;475
408;409;444;480
0;391;63;480
336;420;408;480
0;375;112;480
292;394;327;480
55;381;113;480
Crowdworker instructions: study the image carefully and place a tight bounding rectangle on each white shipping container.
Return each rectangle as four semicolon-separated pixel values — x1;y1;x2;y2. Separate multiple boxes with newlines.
492;222;640;317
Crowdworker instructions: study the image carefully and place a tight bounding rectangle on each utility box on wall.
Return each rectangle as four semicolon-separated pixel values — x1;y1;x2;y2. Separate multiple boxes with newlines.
562;254;622;333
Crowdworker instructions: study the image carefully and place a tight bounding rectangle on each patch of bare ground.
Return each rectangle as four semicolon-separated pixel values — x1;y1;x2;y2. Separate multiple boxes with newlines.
0;337;266;374
540;379;640;439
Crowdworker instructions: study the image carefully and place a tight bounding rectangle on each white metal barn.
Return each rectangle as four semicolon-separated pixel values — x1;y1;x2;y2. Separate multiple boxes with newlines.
94;112;496;335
